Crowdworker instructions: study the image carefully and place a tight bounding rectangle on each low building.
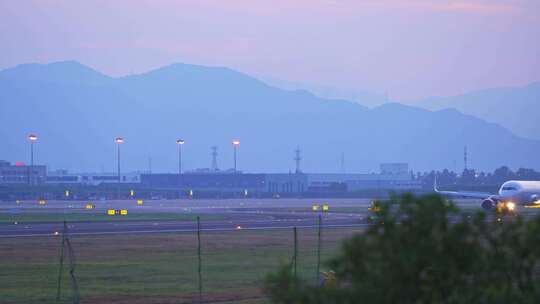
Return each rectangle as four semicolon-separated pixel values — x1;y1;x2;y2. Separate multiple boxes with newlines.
45;171;141;185
0;160;46;184
141;173;266;193
265;173;307;194
380;163;409;175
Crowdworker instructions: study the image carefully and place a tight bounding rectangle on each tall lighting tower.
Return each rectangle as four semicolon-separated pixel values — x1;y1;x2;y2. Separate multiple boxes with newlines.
340;152;345;173
211;146;218;171
115;137;124;183
294;147;302;174
232;140;240;173
28;134;38;185
464;145;468;171
176;139;185;174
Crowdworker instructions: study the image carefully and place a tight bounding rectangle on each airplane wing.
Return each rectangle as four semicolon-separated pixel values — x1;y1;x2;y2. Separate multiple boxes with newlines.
434;178;493;199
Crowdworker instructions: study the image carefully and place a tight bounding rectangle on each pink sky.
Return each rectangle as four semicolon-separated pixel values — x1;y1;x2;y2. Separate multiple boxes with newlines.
0;0;539;100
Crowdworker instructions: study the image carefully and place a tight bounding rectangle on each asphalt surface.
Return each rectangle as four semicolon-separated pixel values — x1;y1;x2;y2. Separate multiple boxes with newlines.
0;198;371;237
1;198;534;238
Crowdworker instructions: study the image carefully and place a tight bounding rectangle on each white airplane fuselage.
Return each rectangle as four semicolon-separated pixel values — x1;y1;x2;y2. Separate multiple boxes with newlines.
435;179;540;211
481;181;540;211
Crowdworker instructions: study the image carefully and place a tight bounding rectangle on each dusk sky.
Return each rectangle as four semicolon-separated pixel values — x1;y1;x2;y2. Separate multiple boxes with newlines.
1;0;539;100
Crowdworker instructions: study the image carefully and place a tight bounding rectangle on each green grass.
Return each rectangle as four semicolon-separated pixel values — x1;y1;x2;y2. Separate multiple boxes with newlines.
0;228;361;304
0;213;226;224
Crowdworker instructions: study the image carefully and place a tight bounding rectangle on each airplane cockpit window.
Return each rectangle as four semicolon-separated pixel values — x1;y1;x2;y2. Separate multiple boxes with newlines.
502;186;517;191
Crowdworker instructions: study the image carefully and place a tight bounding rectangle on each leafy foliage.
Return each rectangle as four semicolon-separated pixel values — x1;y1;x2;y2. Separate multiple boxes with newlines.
265;194;540;303
418;166;540;190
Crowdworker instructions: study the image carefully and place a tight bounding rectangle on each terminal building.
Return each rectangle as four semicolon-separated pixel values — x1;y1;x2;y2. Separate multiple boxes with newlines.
1;158;421;196
140;163;420;195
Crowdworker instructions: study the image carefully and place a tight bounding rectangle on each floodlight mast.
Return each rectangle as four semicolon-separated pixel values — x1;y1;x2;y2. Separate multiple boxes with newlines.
28;134;38;185
115;137;124;183
176;139;185;174
232;140;240;173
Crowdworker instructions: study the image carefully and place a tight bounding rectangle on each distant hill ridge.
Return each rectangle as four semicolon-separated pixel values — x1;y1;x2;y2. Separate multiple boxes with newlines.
418;82;540;140
0;61;539;173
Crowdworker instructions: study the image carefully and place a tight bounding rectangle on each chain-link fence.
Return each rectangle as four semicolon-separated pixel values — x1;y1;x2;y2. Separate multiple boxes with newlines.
0;218;364;304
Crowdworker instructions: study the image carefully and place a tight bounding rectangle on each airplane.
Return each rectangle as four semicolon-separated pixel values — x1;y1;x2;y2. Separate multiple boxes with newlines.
434;179;540;213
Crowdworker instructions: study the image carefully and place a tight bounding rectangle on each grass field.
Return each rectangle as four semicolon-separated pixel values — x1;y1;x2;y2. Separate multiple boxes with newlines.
0;227;363;304
0;213;226;224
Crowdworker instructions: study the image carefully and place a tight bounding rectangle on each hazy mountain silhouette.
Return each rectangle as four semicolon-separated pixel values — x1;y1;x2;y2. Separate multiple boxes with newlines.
419;82;540;140
257;76;388;108
1;61;539;173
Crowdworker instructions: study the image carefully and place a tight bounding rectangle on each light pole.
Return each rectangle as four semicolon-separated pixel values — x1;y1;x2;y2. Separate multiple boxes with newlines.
176;139;185;174
232;139;240;173
28;134;38;185
115;137;124;183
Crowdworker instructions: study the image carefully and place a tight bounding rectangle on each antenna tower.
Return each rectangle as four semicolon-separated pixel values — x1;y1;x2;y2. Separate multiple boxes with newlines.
211;146;218;171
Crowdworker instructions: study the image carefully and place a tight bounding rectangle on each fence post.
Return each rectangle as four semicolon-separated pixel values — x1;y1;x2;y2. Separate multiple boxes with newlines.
293;226;298;279
197;216;202;304
55;221;66;303
66;237;80;304
55;220;80;304
316;214;322;284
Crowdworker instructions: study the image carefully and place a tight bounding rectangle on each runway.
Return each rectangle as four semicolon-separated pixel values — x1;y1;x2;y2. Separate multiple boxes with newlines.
0;218;370;238
0;198;370;237
1;197;532;238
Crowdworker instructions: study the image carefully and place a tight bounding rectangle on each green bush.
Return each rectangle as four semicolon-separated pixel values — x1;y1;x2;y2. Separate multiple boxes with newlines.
265;194;540;304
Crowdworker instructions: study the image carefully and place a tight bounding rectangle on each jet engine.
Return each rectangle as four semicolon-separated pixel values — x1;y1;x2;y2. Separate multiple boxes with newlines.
481;197;498;211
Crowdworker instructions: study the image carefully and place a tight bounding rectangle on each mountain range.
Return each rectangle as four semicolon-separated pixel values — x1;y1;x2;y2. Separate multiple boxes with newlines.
1;61;539;173
264;77;540;140
418;83;540;140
